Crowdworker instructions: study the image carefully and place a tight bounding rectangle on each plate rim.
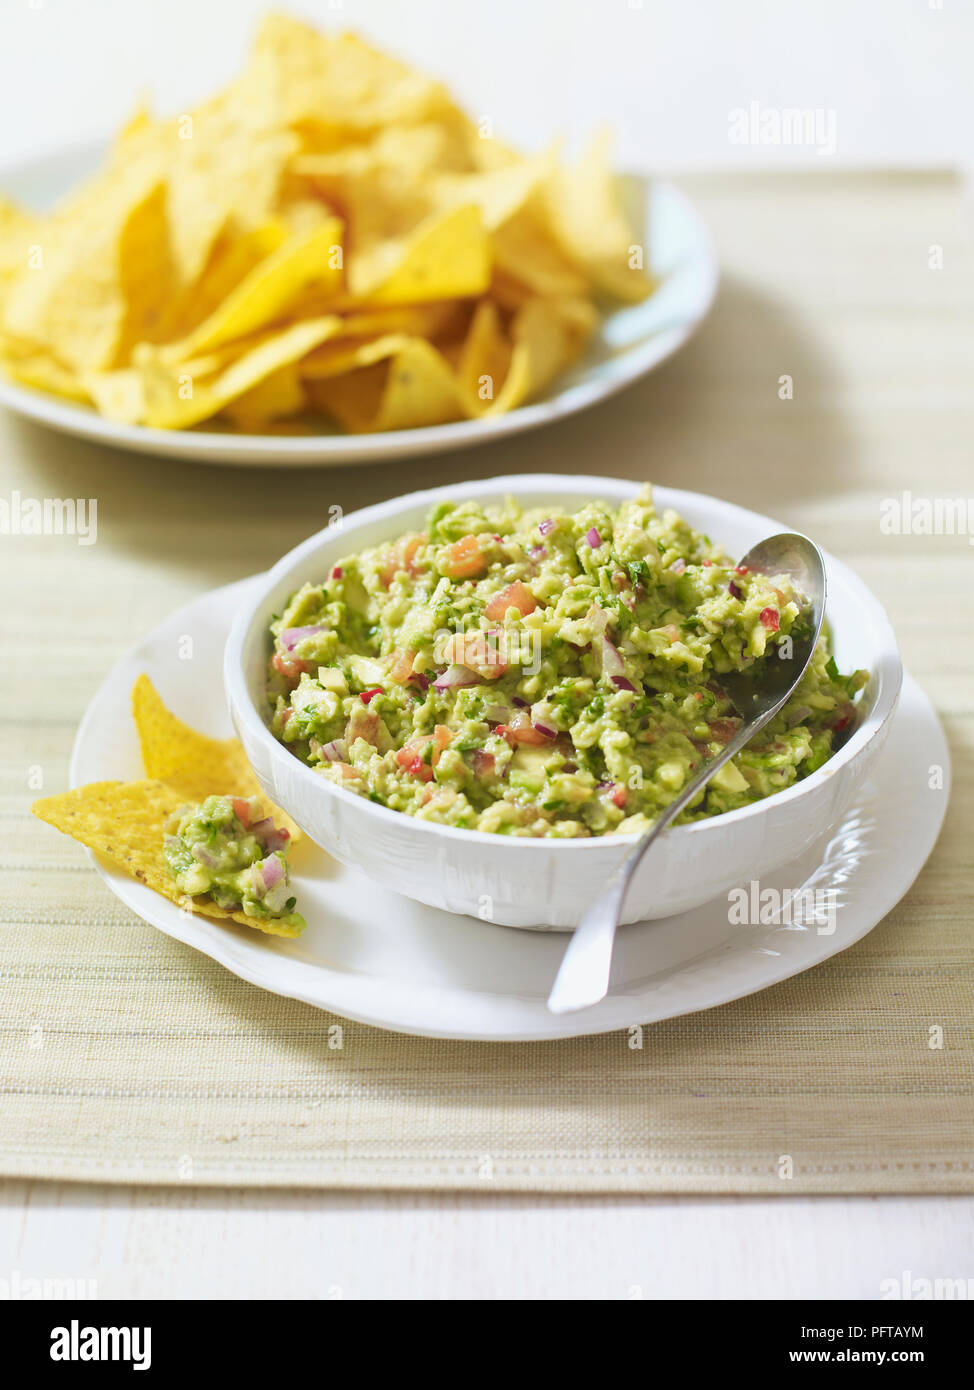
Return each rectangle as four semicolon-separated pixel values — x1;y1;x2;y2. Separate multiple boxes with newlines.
0;141;718;466
69;577;949;1041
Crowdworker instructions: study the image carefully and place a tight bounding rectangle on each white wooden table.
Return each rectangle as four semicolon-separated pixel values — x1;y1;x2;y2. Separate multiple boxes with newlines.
1;1184;971;1299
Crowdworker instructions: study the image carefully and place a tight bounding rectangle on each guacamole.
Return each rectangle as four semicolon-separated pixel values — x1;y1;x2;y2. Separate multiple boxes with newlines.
266;487;867;838
163;794;305;928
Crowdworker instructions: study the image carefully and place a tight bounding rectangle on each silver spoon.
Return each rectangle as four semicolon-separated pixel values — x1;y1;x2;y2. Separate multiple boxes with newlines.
547;531;827;1015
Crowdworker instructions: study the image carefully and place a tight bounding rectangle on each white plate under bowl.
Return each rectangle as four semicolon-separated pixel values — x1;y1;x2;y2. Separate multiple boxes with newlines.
0;142;717;466
69;577;948;1041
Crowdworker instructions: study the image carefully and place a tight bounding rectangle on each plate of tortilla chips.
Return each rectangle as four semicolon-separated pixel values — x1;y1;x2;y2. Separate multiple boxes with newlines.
0;14;717;465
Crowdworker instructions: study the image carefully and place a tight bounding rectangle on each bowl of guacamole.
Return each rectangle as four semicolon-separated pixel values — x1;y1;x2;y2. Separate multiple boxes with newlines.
226;476;902;928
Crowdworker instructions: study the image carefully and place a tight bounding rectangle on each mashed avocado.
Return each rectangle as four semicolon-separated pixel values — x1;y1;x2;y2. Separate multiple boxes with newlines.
163;794;304;927
266;486;867;838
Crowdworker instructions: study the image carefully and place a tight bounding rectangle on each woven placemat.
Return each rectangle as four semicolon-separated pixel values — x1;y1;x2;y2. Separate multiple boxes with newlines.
1;171;971;1191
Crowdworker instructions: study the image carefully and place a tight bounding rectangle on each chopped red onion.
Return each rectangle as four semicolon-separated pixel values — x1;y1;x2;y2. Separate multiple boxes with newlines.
538;518;556;536
433;664;479;691
410;671;431;691
586;526;602;548
611;675;637;692
512;695;529;708
192;843;220;869
728;582;743;601
600;635;625;677
253;853;285;896
251;817;290;854
534;723;557;739
528;545;547;561
280;624;324;651
319;738;348;762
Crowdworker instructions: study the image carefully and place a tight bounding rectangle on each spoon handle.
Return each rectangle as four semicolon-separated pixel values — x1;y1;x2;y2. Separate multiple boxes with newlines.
546;716;776;1015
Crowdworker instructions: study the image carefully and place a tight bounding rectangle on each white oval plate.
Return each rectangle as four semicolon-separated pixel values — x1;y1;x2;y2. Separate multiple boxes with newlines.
0;142;716;466
69;577;949;1041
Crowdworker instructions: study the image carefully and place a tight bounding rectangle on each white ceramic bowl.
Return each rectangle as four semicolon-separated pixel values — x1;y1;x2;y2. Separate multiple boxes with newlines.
225;475;902;929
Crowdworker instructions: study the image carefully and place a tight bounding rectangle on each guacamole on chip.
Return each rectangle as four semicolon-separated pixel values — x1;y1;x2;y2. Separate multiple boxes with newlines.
163;794;304;931
267;486;867;838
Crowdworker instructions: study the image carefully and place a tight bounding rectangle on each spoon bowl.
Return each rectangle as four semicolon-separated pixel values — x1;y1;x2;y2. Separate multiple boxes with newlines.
547;532;827;1014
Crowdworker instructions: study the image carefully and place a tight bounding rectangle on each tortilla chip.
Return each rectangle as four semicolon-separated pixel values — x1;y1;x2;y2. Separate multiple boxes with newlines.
486;296;595;415
167;216;344;360
83;367;144;421
137;314;341;428
350;203;490;303
0;14;656;433
456;299;513;415
131;673;300;840
0;173;170;373
0;345;92;403
490;205;589;301
309;336;463;432
222;360;305;426
541;132;654;303
31;780;302;938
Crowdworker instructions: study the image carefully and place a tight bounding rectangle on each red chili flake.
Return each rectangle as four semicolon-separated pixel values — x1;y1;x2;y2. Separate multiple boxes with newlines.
759;607;780;631
735;564;749;576
360;687;383;704
728;581;743;600
331;565;343;580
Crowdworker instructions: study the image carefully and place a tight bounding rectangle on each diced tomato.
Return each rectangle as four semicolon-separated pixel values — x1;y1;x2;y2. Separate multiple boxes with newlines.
735;564;749;576
379;532;426;586
360;687;383;705
830;704;855;732
396;751;430;781
484;581;537;621
759;607;780;631
231;798;252;828
272;650;310;682
495;709;548;747
441;630;507;679
330;565;343;580
702;559;713;567
396;724;453;781
611;786;628;810
389;648;417;684
440;534;487;580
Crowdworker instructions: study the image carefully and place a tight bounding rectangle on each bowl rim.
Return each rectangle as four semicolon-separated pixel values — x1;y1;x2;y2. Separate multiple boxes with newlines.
224;473;903;851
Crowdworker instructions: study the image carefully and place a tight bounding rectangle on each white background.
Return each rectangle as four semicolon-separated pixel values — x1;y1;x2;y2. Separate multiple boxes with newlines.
1;0;971;1301
0;0;972;172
